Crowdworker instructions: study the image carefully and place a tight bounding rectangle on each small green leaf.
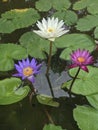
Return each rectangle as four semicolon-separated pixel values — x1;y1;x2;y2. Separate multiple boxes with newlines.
43;124;64;130
62;66;98;96
0;8;40;33
73;105;98;130
19;32;57;59
37;94;59;107
0;78;30;105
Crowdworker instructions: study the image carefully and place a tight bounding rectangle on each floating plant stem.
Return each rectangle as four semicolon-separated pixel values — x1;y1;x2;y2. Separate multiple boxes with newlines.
69;67;80;97
46;41;52;76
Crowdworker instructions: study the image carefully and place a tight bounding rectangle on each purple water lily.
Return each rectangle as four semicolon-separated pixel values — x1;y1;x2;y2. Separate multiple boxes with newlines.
70;49;94;72
13;58;42;83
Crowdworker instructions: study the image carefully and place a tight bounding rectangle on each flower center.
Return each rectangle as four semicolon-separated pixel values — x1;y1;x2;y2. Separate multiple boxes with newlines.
47;28;54;33
77;57;85;63
23;67;33;76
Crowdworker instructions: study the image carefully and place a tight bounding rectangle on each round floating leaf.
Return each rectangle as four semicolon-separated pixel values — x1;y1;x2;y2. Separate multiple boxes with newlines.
54;34;95;60
76;14;98;31
35;0;71;11
0;8;40;33
94;26;98;39
0;78;30;105
62;66;98;96
35;0;51;11
73;105;98;130
73;0;89;10
0;43;27;71
86;94;98;109
52;0;71;11
43;124;63;130
19;32;57;59
54;10;78;26
73;0;98;14
37;94;59;107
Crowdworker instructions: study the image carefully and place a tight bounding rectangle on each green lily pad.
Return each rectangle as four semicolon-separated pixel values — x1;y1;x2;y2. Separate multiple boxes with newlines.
53;10;78;26
54;33;95;60
94;26;98;39
73;0;98;14
0;78;30;105
37;94;59;107
62;66;98;96
0;43;27;71
35;0;71;11
19;32;57;59
76;14;98;31
86;93;98;109
0;8;40;33
73;105;98;130
43;124;64;130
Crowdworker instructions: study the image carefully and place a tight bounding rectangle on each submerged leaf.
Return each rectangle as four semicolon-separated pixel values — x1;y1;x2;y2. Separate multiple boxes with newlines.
33;62;70;98
0;78;30;105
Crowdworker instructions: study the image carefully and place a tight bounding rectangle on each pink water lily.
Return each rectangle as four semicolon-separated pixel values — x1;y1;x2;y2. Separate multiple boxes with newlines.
70;49;94;72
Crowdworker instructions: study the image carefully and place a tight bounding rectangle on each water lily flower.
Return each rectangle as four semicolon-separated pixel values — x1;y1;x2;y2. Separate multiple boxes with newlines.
70;49;94;72
33;17;69;41
13;58;42;83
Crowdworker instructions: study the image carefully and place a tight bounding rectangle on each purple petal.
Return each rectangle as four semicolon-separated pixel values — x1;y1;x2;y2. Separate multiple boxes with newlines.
80;66;89;72
15;64;22;73
69;63;78;69
27;75;35;83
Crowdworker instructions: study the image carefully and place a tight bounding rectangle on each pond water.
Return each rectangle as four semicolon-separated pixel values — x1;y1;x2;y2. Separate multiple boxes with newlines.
0;0;98;130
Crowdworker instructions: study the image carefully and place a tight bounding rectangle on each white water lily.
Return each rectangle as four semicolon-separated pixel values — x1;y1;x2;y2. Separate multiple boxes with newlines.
33;17;69;41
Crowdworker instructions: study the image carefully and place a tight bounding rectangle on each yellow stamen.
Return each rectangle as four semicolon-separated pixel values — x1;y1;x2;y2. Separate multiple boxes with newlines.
23;67;33;76
77;57;85;63
47;28;54;33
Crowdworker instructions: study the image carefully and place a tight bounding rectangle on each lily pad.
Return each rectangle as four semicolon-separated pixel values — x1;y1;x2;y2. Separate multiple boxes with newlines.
73;105;98;130
0;78;30;105
33;62;70;98
19;32;57;59
54;34;95;60
0;43;27;71
53;10;78;26
86;93;98;109
73;0;98;14
37;94;59;107
0;8;40;33
43;124;64;130
35;0;71;11
76;14;98;31
62;66;98;96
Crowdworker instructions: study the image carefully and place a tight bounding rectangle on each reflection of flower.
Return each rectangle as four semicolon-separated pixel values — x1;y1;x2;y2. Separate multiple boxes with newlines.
33;17;69;41
13;58;42;83
70;49;94;72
